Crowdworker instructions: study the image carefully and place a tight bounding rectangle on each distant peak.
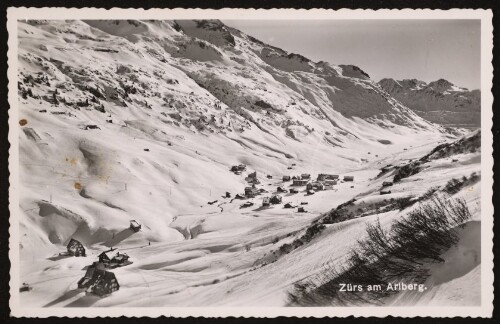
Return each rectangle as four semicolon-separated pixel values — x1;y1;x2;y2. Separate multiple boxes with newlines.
379;78;402;89
429;78;453;86
338;65;370;79
427;79;456;92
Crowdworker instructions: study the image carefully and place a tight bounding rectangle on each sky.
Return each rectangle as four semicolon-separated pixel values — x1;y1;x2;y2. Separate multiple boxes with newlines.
223;20;481;90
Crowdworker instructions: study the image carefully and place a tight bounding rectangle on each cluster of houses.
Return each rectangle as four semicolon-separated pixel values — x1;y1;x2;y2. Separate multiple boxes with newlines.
76;245;133;297
283;173;354;191
233;168;356;213
57;238;127;297
49;220;142;298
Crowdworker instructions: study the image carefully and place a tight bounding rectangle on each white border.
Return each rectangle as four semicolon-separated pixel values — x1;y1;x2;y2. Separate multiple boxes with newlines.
7;7;494;318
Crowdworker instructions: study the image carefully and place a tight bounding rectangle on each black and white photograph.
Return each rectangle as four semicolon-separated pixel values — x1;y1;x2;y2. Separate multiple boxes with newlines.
7;8;493;317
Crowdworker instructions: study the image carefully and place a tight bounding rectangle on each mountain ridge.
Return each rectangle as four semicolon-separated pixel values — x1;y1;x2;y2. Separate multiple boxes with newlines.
378;77;480;127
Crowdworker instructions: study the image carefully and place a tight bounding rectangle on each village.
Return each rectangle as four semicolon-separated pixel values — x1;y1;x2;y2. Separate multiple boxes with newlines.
20;162;363;299
232;164;356;213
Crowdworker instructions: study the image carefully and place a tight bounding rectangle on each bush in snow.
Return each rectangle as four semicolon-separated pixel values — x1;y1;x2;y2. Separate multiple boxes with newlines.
393;161;421;182
287;196;472;306
443;172;480;195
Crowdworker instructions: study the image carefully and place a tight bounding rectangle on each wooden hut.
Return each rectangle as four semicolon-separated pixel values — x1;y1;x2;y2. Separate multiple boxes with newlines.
343;176;354;182
129;220;141;232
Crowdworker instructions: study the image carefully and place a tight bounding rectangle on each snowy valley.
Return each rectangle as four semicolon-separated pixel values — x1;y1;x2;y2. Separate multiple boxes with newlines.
16;19;482;307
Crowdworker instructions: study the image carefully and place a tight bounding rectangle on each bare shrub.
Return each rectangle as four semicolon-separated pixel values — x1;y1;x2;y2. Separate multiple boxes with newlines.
393;161;421;182
443;172;481;195
393;196;416;210
288;196;472;306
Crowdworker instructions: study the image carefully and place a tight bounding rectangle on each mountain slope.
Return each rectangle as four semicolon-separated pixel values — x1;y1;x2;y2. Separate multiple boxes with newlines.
379;78;480;128
17;17;453;257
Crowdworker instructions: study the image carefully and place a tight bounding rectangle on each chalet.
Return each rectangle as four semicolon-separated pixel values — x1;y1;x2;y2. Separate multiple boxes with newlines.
130;220;141;232
284;202;293;209
245;186;259;198
87;271;120;297
98;251;112;264
301;173;311;180
84;125;100;130
230;164;246;172
108;252;131;269
98;250;132;269
343;176;354;182
291;176;298;180
307;182;324;191
245;171;260;184
382;181;393;187
380;190;392;195
306;189;315;195
270;195;282;204
225;192;231;198
262;197;270;207
297;207;306;213
277;186;288;193
289;188;299;194
78;262;106;289
282;175;291;182
267;175;273;179
235;193;245;199
247;171;257;179
323;180;337;190
317;174;339;181
67;238;86;257
292;179;309;186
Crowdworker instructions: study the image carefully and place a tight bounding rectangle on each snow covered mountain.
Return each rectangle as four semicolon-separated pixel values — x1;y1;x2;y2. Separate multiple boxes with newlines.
378;78;480;128
15;20;481;308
